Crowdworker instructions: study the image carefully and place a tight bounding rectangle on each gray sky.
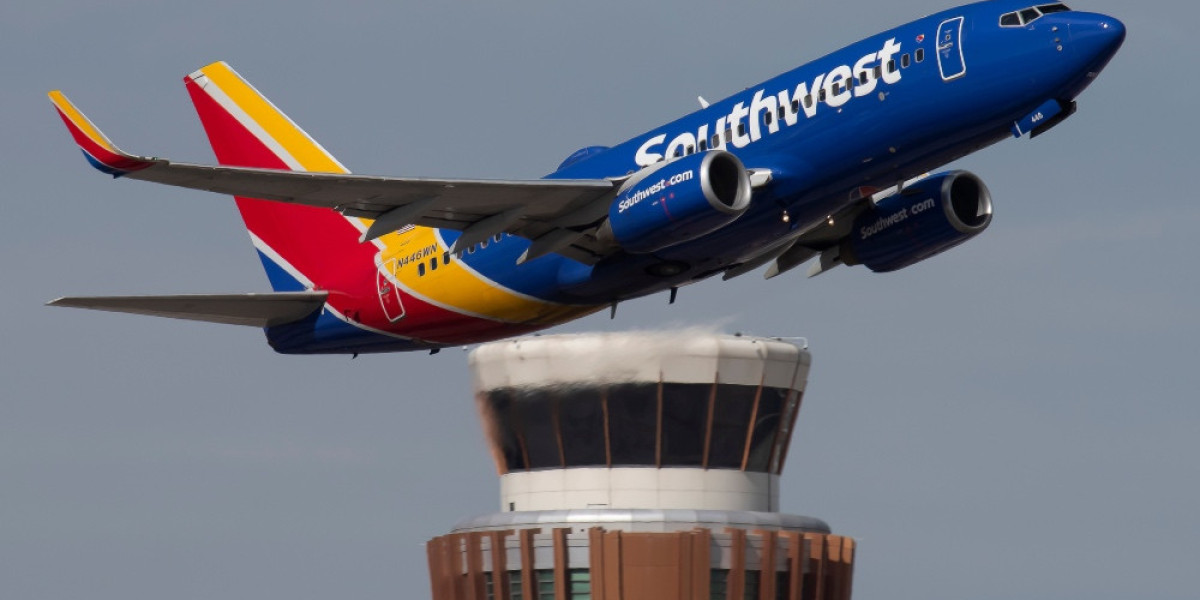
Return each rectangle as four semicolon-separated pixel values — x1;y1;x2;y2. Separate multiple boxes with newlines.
3;1;1197;599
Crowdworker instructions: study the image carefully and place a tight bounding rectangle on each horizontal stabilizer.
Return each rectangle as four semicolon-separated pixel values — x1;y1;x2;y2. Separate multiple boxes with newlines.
47;292;328;327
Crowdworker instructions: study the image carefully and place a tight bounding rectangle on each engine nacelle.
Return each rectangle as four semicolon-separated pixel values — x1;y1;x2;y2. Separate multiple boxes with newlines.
602;151;751;254
842;170;992;272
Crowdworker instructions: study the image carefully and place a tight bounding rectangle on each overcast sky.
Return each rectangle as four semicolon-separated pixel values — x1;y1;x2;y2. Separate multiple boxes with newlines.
3;1;1197;599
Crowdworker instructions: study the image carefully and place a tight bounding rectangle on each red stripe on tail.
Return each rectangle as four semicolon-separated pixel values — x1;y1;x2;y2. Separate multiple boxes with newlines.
183;78;376;292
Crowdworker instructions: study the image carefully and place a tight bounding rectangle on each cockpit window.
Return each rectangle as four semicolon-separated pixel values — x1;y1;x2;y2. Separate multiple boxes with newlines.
1000;3;1070;27
1038;4;1071;14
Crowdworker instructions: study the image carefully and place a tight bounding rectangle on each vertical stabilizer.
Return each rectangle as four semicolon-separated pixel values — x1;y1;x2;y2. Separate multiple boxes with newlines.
183;62;376;292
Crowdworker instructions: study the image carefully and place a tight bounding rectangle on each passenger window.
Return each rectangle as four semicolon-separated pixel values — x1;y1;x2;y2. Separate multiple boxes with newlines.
724;128;732;143
480;239;488;249
887;59;897;73
710;134;719;147
736;123;745;137
803;95;813;109
686;144;694;155
776;105;785;120
916;48;925;62
698;139;708;151
443;251;450;264
418;263;426;276
874;65;883;79
791;98;800;113
430;256;438;271
901;53;910;68
467;245;475;254
494;234;503;243
1000;12;1020;26
859;72;869;85
818;89;827;101
763;112;772;126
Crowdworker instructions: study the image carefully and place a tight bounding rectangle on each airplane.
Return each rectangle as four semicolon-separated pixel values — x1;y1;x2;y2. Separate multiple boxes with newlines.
47;0;1125;355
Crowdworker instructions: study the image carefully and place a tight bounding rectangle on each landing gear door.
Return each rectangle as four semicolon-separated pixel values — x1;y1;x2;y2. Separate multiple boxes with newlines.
937;16;966;81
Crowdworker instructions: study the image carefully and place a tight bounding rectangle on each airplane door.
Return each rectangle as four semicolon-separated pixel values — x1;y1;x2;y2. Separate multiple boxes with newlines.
936;17;967;81
377;259;406;322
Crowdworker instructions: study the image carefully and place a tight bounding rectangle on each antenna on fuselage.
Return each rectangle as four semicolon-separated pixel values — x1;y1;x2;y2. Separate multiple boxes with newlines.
697;96;710;109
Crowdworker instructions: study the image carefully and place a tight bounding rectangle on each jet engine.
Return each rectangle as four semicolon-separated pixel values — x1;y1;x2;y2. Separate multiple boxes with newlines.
599;151;752;254
841;170;992;272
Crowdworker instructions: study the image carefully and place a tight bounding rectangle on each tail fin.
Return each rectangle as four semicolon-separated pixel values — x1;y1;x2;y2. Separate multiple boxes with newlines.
183;62;376;292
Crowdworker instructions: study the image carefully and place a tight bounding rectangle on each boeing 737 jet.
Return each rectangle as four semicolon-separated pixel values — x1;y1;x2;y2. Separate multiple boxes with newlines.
48;0;1124;354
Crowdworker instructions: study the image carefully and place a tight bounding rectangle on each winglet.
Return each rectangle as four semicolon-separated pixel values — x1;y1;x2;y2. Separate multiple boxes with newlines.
47;90;156;177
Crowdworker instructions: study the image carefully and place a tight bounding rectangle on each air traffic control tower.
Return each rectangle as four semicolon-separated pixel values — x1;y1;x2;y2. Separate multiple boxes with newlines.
426;332;856;600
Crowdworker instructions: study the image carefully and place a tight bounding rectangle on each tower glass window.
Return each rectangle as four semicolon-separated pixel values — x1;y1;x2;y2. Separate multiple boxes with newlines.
743;570;761;600
486;388;527;471
710;569;729;600
746;387;787;472
509;570;524;600
559;388;607;466
568;569;591;600
660;383;708;466
707;385;756;468
535;569;555;600
606;383;658;465
514;388;561;469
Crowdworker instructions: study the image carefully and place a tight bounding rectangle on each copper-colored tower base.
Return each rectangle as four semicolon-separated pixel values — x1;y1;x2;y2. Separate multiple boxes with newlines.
428;526;854;600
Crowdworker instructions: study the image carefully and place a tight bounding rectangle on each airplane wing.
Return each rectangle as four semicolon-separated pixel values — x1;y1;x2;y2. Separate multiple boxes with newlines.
758;176;931;279
47;292;329;327
48;91;620;264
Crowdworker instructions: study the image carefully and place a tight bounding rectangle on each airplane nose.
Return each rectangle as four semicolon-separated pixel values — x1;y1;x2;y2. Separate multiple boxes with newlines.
1069;14;1126;70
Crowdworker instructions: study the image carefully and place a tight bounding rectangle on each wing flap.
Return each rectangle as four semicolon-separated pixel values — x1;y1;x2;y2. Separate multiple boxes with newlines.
47;292;328;327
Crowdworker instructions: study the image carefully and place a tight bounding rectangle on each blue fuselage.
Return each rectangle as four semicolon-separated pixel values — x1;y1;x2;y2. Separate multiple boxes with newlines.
434;0;1124;305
